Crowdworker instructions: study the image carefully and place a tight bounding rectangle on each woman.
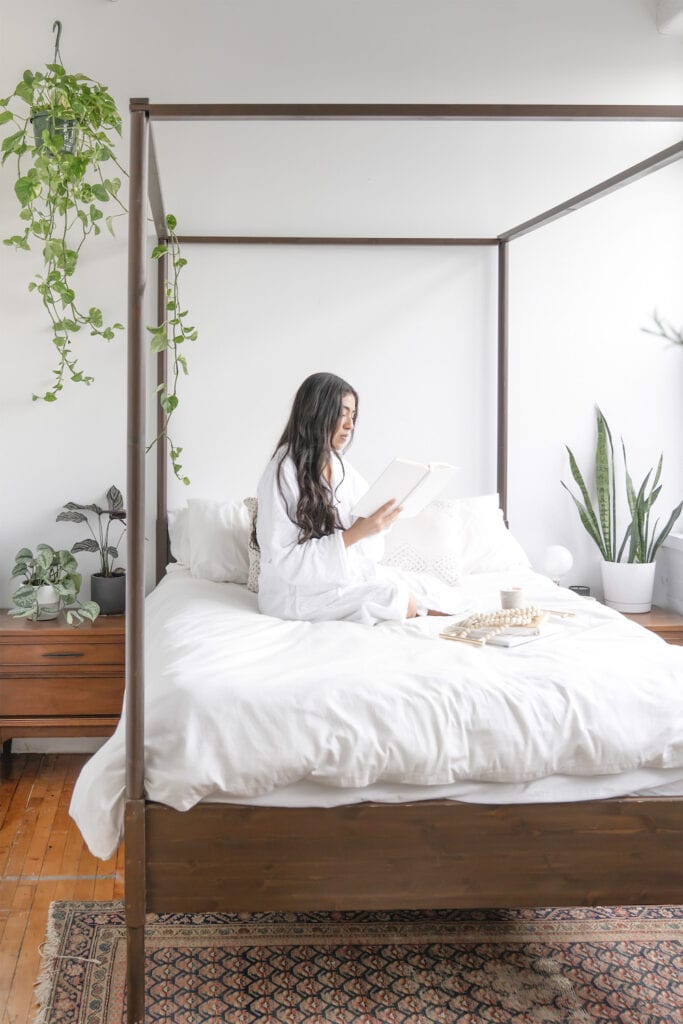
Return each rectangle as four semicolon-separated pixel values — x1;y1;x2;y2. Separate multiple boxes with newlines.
255;372;460;625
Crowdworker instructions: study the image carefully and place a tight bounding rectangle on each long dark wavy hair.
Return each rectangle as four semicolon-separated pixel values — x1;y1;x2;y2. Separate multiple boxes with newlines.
254;372;359;548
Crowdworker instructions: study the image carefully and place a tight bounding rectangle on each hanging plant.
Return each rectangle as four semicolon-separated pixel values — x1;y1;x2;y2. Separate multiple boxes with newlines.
147;215;198;486
0;23;126;401
1;24;197;483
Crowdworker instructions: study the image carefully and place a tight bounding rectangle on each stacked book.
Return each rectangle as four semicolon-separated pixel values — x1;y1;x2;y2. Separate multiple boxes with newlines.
440;607;571;648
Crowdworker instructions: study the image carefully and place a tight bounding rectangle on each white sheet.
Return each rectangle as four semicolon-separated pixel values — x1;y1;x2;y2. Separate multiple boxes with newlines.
70;568;683;859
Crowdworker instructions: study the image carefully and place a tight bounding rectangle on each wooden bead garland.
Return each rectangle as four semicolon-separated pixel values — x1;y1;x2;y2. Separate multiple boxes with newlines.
442;605;545;646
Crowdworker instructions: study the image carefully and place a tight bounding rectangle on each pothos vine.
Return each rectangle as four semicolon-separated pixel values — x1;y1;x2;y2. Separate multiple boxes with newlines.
1;34;196;484
148;216;198;486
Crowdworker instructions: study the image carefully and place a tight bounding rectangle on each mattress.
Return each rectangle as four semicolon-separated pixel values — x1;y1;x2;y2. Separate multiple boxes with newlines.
70;567;683;860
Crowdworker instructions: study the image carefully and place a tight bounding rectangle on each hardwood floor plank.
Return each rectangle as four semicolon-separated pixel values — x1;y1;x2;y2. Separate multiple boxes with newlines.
1;754;114;1024
0;884;34;1024
6;880;56;1024
0;757;41;877
113;841;125;900
0;755;27;832
21;756;68;881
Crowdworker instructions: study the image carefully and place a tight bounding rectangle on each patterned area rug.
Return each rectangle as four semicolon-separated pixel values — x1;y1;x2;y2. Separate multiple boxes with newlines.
36;902;682;1023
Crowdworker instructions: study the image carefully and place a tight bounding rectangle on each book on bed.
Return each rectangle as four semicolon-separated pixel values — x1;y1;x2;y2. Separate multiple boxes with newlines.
483;622;565;647
352;458;457;519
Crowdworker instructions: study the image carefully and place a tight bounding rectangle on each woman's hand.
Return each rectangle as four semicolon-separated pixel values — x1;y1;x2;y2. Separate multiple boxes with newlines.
343;500;402;547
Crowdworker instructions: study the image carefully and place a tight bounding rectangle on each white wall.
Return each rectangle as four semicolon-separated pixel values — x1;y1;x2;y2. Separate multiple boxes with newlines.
1;0;682;623
509;158;683;594
166;245;497;508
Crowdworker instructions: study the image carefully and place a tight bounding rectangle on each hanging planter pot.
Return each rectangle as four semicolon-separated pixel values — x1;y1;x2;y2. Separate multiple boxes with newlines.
91;571;125;615
31;111;77;153
601;560;656;614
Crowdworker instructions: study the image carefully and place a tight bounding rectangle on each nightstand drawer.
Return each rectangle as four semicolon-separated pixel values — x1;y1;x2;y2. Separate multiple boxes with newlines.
0;639;124;669
0;675;124;715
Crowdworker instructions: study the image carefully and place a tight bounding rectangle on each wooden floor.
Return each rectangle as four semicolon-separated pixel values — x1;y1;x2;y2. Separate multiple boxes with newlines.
0;753;123;1024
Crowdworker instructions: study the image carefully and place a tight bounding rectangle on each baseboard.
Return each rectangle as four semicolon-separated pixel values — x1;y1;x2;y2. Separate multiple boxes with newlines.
11;738;107;754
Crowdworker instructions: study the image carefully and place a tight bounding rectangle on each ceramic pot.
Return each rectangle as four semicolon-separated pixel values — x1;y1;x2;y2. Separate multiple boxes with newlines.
600;560;656;613
91;572;125;615
34;584;61;620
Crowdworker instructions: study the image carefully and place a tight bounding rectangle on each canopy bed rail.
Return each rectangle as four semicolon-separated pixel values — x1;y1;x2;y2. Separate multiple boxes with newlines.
142;798;681;914
125;101;683;1023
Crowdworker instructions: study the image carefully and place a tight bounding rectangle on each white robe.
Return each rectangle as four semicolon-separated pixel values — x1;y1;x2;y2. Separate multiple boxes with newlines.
256;451;460;625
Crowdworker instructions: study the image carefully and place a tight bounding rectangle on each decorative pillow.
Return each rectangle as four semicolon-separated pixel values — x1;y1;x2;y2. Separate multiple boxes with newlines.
243;497;260;593
381;495;529;581
168;507;191;566
187;499;251;584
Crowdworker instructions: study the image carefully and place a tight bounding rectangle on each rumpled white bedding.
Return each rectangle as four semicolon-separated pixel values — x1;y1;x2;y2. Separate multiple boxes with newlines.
70;567;683;859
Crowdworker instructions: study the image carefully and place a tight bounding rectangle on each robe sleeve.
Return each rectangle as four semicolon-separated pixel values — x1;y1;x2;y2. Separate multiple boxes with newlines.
256;456;351;587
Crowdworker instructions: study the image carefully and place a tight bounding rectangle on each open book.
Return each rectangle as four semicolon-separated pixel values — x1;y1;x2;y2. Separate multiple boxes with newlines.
352;458;457;519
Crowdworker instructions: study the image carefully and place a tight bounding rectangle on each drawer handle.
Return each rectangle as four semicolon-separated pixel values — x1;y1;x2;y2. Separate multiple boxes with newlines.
42;651;85;659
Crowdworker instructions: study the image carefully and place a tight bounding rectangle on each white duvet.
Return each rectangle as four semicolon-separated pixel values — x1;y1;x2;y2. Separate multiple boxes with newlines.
70;568;683;859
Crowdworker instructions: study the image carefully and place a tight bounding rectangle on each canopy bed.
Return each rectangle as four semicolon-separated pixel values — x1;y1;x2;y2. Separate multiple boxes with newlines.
83;103;683;1022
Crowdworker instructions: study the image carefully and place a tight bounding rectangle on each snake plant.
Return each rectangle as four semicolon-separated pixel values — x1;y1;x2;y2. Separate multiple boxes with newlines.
562;409;683;563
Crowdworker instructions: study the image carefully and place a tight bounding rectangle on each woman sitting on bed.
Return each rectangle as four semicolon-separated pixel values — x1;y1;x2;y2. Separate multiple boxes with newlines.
254;371;459;625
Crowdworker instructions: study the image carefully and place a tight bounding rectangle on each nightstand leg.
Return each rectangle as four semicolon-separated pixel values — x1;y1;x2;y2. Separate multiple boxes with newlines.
2;739;11;758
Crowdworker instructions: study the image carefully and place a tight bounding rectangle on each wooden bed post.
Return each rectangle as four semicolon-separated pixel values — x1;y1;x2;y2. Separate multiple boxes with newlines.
497;239;508;524
155;249;169;583
125;99;150;1024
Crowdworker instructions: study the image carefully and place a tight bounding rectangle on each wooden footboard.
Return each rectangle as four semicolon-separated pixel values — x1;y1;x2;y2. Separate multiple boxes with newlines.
140;796;683;913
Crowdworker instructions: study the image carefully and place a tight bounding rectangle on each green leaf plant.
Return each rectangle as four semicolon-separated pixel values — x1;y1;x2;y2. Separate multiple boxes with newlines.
57;484;126;576
1;60;126;401
643;310;683;346
562;408;683;564
1;29;197;484
146;216;198;486
9;543;100;624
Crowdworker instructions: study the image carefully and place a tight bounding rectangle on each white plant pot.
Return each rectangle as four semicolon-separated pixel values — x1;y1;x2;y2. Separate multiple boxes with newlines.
34;584;61;620
600;560;656;613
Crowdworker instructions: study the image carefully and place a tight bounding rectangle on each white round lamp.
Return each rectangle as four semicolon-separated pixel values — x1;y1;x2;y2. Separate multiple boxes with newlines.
541;545;574;585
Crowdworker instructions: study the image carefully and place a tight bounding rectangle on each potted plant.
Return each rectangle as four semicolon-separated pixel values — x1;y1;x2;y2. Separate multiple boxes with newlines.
0;24;125;402
57;485;126;614
562;409;683;612
9;544;100;623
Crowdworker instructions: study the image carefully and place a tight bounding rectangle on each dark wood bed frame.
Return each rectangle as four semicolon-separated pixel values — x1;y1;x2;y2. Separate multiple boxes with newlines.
124;102;683;1021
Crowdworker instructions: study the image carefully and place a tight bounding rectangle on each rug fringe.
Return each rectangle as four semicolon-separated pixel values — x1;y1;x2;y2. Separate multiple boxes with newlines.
33;901;61;1024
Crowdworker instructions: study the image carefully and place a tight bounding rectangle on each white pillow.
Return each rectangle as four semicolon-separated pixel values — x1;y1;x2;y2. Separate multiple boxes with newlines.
382;495;529;581
168;507;191;566
187;499;251;584
243;497;260;593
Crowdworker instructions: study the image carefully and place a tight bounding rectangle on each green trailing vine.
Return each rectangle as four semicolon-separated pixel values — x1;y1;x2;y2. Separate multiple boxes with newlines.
1;29;197;484
0;61;126;401
148;215;198;486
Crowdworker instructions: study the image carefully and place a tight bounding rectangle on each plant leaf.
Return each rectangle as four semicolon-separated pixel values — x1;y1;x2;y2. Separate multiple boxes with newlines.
595;412;613;560
561;481;608;559
106;484;124;511
71;538;99;553
649;501;683;561
56;509;88;523
564;446;603;550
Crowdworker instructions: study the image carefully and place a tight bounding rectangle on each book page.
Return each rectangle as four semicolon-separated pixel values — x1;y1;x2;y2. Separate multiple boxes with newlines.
400;464;457;516
352;458;456;519
352;459;428;518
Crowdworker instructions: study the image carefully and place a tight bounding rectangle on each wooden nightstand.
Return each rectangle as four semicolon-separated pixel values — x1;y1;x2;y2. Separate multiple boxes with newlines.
0;612;125;755
622;606;683;645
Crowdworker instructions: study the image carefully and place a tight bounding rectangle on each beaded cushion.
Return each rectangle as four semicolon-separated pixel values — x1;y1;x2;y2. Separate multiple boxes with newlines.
243;497;260;593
